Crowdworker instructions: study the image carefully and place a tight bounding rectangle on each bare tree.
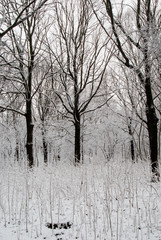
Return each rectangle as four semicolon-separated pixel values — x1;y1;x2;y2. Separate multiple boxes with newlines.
90;0;161;181
111;65;147;162
36;67;60;164
0;0;49;167
48;0;113;164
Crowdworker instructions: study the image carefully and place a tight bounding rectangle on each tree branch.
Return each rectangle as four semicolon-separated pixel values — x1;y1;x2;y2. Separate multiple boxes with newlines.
0;0;48;39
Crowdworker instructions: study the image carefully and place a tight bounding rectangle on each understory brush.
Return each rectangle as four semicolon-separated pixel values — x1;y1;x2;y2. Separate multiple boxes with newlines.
0;159;161;240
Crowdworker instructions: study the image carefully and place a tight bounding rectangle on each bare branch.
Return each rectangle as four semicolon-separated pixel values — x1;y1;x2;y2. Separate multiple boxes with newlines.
0;0;48;39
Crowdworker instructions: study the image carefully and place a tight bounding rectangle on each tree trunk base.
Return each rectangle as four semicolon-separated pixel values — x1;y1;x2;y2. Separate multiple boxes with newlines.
151;170;160;182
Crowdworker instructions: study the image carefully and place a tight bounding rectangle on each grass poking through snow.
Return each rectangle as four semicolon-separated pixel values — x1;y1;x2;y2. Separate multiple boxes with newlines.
0;159;161;240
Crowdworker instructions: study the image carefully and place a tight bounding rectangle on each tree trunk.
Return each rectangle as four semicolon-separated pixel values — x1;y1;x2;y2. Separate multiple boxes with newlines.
128;117;135;162
15;139;19;162
26;100;34;167
74;112;81;164
13;113;19;162
145;81;160;181
42;129;48;164
130;139;135;162
143;32;160;180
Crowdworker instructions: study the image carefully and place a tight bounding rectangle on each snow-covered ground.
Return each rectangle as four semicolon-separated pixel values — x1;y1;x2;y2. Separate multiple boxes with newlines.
0;159;161;240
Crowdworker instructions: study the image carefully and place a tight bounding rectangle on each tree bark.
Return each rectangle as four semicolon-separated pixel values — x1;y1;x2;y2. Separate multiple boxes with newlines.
128;117;135;162
15;139;19;162
42;127;48;164
143;34;160;181
74;111;81;164
24;80;34;168
145;80;159;181
25;98;34;167
25;18;35;167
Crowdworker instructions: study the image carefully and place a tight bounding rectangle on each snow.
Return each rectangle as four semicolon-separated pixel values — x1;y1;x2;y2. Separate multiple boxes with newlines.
0;160;161;240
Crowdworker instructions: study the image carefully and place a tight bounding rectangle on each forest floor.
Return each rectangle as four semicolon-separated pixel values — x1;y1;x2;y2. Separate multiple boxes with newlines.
0;159;161;240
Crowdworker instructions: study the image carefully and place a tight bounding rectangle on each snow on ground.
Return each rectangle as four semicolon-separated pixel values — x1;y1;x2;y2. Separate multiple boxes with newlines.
0;159;161;240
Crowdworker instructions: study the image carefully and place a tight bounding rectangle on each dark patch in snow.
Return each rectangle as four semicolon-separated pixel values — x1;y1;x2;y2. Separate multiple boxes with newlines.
55;233;64;236
46;222;72;229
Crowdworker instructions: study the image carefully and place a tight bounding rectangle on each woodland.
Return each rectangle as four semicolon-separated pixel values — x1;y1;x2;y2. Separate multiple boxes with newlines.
0;0;160;178
0;1;161;239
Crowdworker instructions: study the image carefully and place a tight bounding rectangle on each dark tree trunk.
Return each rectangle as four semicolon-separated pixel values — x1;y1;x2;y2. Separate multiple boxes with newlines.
144;1;159;181
143;35;160;180
81;131;84;164
26;99;34;167
74;111;81;164
130;139;135;161
13;113;19;162
145;80;159;181
128;117;135;162
42;129;48;164
25;30;34;167
15;140;19;162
